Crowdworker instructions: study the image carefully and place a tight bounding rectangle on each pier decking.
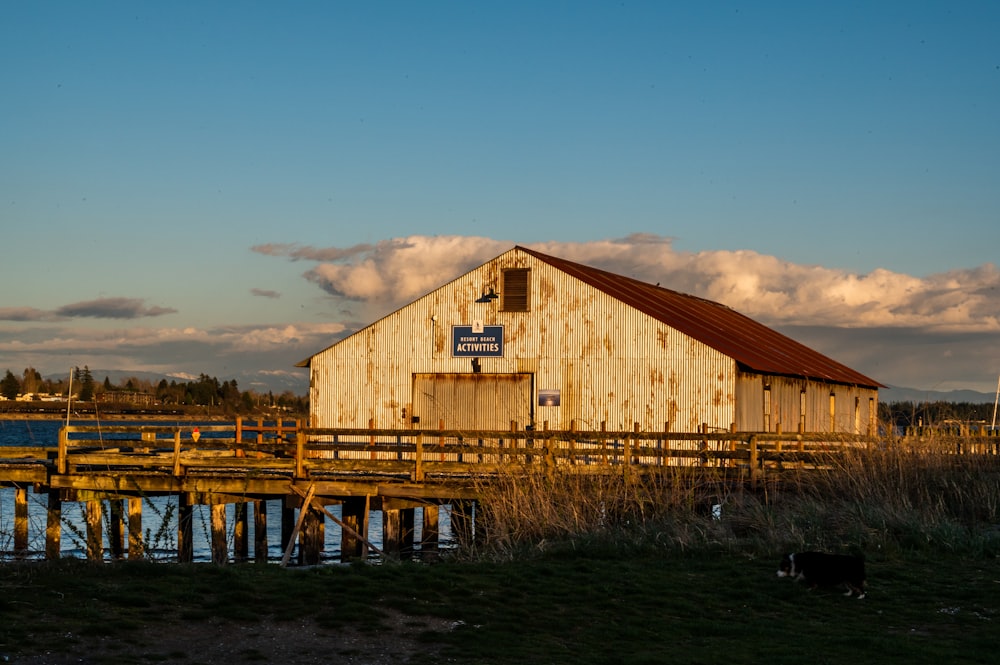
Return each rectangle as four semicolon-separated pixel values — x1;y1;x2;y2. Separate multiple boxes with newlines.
1;420;996;564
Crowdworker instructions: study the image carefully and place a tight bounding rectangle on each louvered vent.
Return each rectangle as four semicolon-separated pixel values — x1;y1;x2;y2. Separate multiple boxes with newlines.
501;268;530;312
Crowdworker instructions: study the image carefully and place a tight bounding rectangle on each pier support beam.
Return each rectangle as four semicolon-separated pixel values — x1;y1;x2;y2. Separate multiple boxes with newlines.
14;486;28;558
127;497;144;560
46;491;61;560
178;493;194;563
340;496;370;562
281;502;296;558
421;505;440;558
382;505;416;559
85;499;103;561
400;508;415;559
383;508;401;556
253;500;268;563
234;501;249;563
299;505;324;565
109;499;125;560
211;503;228;564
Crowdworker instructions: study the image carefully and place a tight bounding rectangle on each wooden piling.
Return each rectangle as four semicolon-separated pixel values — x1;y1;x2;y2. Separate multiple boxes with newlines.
400;508;415;560
86;499;103;561
211;503;228;564
299;505;323;565
254;500;268;563
340;496;369;562
127;498;144;560
178;493;194;563
109;499;125;560
234;501;249;563
382;508;401;557
421;504;440;556
46;490;61;560
14;486;28;558
281;501;296;559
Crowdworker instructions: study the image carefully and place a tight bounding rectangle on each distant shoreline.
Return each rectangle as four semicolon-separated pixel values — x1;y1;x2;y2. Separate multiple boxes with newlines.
0;412;233;421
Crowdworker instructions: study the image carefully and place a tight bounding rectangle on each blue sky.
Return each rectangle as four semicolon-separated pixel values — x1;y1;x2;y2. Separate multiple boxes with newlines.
2;2;999;396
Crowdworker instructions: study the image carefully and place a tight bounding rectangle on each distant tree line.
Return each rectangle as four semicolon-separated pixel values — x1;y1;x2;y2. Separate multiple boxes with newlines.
0;366;306;416
879;400;998;430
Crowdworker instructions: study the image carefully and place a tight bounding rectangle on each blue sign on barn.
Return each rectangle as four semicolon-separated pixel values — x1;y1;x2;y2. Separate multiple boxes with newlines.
452;324;504;357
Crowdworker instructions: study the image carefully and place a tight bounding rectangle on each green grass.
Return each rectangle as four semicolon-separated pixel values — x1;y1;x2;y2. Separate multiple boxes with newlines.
1;551;997;664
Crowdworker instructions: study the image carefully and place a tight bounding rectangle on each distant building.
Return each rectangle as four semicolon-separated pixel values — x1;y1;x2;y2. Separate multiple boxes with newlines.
96;391;156;407
299;247;883;434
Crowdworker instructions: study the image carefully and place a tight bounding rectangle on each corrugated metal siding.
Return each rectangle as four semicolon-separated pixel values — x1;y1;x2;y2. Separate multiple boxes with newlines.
307;247;879;435
309;249;738;432
735;371;879;433
521;247;884;389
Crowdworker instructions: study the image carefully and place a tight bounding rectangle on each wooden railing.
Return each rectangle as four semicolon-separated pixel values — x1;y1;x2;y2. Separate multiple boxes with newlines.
2;422;996;486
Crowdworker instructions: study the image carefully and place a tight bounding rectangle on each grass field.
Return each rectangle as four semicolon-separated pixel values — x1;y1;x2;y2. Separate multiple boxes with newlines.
2;444;999;664
1;549;997;664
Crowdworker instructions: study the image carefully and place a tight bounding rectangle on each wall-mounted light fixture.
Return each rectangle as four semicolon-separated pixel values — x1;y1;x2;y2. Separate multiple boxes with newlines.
475;287;499;303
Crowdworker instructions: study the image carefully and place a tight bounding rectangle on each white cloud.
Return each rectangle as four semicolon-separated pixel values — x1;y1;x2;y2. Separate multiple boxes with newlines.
268;233;1000;334
249;233;1000;392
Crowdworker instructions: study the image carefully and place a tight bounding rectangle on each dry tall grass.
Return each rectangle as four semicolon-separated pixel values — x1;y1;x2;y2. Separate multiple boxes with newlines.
468;438;1000;560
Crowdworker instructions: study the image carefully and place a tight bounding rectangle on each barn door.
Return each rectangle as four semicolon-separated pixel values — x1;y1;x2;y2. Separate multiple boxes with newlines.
412;373;533;430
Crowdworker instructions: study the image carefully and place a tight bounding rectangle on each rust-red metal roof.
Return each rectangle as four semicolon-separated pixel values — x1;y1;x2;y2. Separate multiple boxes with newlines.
521;247;884;388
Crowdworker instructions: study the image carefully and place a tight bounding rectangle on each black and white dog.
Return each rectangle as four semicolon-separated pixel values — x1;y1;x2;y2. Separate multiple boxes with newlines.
777;552;867;599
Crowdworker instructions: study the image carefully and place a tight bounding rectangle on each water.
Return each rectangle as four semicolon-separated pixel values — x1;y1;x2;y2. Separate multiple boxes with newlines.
0;419;452;563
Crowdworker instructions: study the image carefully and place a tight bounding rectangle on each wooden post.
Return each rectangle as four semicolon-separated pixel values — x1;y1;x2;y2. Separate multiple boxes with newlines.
254;500;268;564
234;501;249;563
360;494;371;561
211;503;228;564
46;490;62;560
281;500;296;560
109;499;125;560
58;426;68;474
235;416;243;444
543;421;555;480
440;419;446;461
140;429;155;453
569;420;577;465
383;508;401;557
295;429;306;479
421;505;440;557
281;484;316;567
414;433;424;481
172;430;183;476
86;499;103;562
601;421;608;465
339;495;373;562
665;421;673;467
177;493;194;564
749;435;760;485
128;498;144;560
14;486;28;558
300;504;324;565
728;422;737;468
400;508;416;560
623;422;637;479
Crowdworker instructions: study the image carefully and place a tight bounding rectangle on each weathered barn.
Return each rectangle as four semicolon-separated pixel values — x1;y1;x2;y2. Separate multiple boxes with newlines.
300;247;883;435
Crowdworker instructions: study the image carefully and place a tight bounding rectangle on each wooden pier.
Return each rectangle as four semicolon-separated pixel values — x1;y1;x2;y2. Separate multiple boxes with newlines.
1;419;996;564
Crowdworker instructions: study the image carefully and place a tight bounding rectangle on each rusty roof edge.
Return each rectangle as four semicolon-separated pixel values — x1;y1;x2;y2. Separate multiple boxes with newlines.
519;246;886;389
